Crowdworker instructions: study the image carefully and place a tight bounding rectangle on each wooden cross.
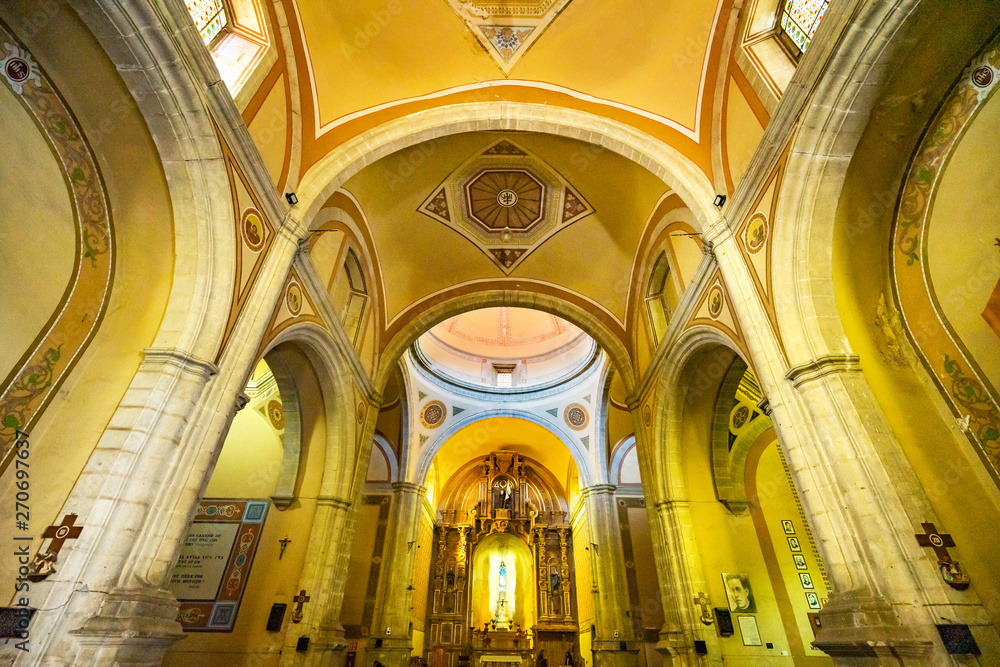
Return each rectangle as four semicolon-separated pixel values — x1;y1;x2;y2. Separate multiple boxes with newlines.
278;537;291;560
693;591;713;625
291;589;310;623
915;523;956;563
42;514;83;556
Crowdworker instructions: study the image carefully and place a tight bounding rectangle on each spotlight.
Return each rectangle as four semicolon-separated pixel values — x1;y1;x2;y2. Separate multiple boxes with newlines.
285;192;298;205
713;194;727;208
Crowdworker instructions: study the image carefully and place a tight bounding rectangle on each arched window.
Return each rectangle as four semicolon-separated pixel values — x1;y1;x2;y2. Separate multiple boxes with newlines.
778;0;830;57
342;249;369;344
185;0;230;45
184;0;271;98
645;251;674;346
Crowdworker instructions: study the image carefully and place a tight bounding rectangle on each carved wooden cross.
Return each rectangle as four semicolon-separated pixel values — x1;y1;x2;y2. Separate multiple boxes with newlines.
42;514;83;556
693;591;713;625
915;523;956;564
291;589;310;623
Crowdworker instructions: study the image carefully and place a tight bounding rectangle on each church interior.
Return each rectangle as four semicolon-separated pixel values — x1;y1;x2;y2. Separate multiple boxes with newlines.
2;0;1000;665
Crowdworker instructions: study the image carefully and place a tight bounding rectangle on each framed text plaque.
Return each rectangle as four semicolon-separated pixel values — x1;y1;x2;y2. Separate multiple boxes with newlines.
169;499;268;632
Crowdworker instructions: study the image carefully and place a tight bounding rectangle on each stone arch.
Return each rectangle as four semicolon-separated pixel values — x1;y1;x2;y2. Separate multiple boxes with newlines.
257;348;303;509
414;409;594;489
294;102;717;242
650;326;747;501
608;435;638;487
69;0;252;360
376;287;636;396
372;432;400;483
769;0;926;362
263;322;358;500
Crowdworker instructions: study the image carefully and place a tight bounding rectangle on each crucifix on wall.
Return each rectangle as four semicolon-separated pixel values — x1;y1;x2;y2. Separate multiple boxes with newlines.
915;522;970;590
292;589;310;623
27;514;83;581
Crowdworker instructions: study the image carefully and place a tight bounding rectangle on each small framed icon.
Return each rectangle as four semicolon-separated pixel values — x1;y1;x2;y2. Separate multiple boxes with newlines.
787;536;801;552
793;553;807;570
799;573;814;589
781;520;795;535
805;592;821;610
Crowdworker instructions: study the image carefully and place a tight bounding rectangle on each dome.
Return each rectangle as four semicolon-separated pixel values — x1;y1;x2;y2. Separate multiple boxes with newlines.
415;307;596;390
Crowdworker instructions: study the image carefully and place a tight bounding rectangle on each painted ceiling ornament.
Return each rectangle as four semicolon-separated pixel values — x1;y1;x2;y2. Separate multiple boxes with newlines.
0;42;41;95
744;212;768;254
418;138;594;274
285;281;303;316
421;400;447;429
564;403;589;431
267;399;285;430
241;207;267;252
707;285;725;320
445;0;574;75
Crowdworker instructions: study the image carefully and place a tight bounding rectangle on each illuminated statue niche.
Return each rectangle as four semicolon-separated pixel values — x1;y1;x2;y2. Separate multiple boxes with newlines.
472;532;533;631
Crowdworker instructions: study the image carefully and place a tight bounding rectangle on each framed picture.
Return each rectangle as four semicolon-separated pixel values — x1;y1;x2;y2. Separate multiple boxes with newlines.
787;536;801;552
799;572;814;589
781;520;795;535
722;573;757;613
737;615;762;646
805;592;822;610
793;554;807;570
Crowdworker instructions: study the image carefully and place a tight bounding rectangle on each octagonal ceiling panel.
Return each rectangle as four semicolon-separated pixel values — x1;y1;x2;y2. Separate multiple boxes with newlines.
418;138;594;273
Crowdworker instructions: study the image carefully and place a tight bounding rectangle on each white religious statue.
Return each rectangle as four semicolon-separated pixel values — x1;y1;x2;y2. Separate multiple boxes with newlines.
494;560;510;629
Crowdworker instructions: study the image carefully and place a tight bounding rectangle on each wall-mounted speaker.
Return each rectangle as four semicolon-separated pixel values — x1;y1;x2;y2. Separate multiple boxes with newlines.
296;636;310;652
694;640;708;655
714;608;733;637
936;625;980;655
266;603;287;632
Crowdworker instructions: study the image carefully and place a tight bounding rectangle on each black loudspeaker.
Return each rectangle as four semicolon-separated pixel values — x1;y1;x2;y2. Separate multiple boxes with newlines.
0;607;35;638
694;640;708;655
266;603;287;632
714;608;733;637
375;638;383;648
296;636;310;652
619;642;626;651
936;625;980;655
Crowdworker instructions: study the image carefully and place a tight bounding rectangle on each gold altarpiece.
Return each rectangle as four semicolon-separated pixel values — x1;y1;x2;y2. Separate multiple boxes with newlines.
427;452;579;667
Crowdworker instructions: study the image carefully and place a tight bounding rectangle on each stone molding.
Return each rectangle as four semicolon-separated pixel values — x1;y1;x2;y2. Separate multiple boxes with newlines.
141;347;219;380
784;353;862;389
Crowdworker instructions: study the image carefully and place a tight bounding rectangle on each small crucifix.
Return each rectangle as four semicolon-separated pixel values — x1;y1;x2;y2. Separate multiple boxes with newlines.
28;514;83;581
915;522;969;590
278;536;291;560
292;589;310;623
693;592;713;625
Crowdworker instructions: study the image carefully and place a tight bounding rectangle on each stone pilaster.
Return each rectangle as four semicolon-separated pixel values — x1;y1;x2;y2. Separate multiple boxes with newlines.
281;496;355;667
706;220;987;664
579;485;638;667
367;482;426;667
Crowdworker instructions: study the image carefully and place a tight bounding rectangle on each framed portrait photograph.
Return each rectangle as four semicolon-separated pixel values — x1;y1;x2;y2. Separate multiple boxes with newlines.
781;520;795;535
793;554;807;570
737;615;762;646
799;572;814;589
787;536;801;552
805;592;822;610
722;573;757;613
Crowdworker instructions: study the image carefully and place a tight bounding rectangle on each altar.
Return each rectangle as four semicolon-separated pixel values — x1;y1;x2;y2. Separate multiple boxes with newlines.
471;628;531;667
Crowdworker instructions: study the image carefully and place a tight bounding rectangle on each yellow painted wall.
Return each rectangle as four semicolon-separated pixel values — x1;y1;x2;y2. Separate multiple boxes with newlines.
0;82;75;383
246;73;288;187
680;381;794;665
831;7;1000;640
163;347;329;666
570;508;594;630
0;2;174;602
725;79;765;188
925;87;1000;392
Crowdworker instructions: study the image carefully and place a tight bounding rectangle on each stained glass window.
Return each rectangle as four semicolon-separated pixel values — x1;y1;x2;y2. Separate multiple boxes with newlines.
780;0;829;53
186;0;228;44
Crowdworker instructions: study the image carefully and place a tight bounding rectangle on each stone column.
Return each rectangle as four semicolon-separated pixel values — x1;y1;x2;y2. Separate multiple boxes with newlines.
17;215;305;666
580;485;638;667
707;222;989;664
630;418;714;666
367;482;426;667
281;496;355;667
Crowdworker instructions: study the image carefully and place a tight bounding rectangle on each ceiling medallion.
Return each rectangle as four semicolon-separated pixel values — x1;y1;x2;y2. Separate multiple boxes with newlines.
418;138;595;274
444;0;573;75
